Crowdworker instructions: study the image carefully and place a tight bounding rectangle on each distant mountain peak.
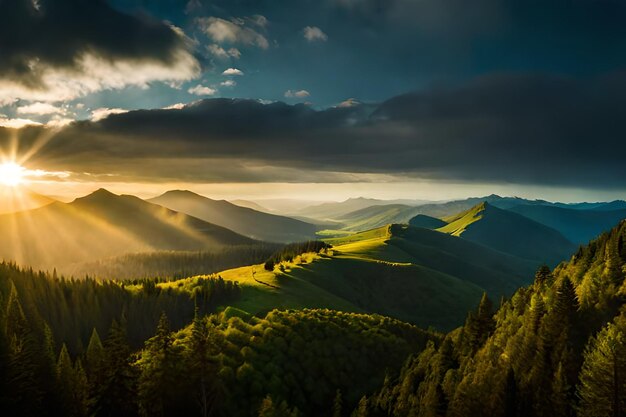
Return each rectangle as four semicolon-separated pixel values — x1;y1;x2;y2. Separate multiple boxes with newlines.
345;196;375;202
159;190;215;201
162;189;198;196
79;188;117;200
93;188;115;195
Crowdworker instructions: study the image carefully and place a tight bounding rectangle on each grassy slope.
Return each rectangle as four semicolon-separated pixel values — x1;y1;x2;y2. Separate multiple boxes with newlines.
175;224;541;330
437;202;576;265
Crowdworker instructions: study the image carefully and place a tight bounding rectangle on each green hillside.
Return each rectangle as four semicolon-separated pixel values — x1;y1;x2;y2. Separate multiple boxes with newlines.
436;202;576;265
0;188;256;269
149;190;318;243
188;223;540;330
508;203;626;244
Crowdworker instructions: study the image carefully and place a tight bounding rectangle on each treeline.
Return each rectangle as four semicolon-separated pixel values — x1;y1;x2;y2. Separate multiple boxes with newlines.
65;244;282;280
264;241;331;271
360;220;626;416
0;263;241;352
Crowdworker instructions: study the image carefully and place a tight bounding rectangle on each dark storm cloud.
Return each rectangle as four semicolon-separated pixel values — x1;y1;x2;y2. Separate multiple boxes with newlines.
4;72;626;187
0;0;198;102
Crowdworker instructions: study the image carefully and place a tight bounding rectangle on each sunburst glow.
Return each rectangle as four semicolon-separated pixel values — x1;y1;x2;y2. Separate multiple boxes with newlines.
0;162;26;187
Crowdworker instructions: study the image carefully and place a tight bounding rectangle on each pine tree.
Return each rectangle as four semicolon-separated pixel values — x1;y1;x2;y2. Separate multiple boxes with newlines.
57;343;87;417
4;282;44;416
258;395;299;417
351;396;368;417
74;360;90;417
96;318;138;417
535;265;553;286
463;293;495;354
333;389;343;417
187;311;223;417
578;319;626;417
138;312;183;417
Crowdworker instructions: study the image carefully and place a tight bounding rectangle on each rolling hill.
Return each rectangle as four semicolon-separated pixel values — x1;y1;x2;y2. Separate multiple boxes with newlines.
334;204;426;231
149;190;318;243
185;223;540;330
437;202;576;264
508;204;626;244
295;197;430;221
0;188;256;269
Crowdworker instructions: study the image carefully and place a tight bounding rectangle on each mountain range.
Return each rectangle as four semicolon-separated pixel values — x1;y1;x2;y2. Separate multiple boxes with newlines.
437;202;577;265
149;190;318;243
0;189;255;269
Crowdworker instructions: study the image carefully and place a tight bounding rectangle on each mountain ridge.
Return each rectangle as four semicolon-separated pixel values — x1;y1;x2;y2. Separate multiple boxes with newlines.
149;189;318;243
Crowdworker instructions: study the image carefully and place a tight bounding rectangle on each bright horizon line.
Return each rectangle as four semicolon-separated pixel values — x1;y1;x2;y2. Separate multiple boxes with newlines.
14;181;626;206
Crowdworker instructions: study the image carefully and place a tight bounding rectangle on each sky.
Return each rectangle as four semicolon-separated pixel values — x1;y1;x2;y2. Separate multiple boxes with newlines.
1;0;626;202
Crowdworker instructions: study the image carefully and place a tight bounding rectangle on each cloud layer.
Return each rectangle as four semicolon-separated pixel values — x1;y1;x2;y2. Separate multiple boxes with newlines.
3;72;626;189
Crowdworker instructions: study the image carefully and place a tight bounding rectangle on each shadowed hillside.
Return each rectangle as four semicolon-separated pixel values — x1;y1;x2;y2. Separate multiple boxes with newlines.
437;202;576;265
408;214;447;229
149;190;317;243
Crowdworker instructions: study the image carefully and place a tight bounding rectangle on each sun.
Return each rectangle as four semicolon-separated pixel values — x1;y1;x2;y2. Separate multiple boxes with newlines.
0;162;26;187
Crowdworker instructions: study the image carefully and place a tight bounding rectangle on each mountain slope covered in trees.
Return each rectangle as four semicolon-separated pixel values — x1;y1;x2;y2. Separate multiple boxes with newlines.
0;258;439;417
149;190;318;243
367;219;626;417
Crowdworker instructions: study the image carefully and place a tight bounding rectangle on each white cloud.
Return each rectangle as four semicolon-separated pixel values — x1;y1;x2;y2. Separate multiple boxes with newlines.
90;108;129;122
249;15;269;28
303;26;328;42
46;117;74;128
337;98;361;108
197;17;269;49
0;49;200;104
17;102;65;116
0;117;42;129
222;68;244;76
285;89;311;98
220;80;237;87
164;103;186;110
188;85;218;96
207;44;241;60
